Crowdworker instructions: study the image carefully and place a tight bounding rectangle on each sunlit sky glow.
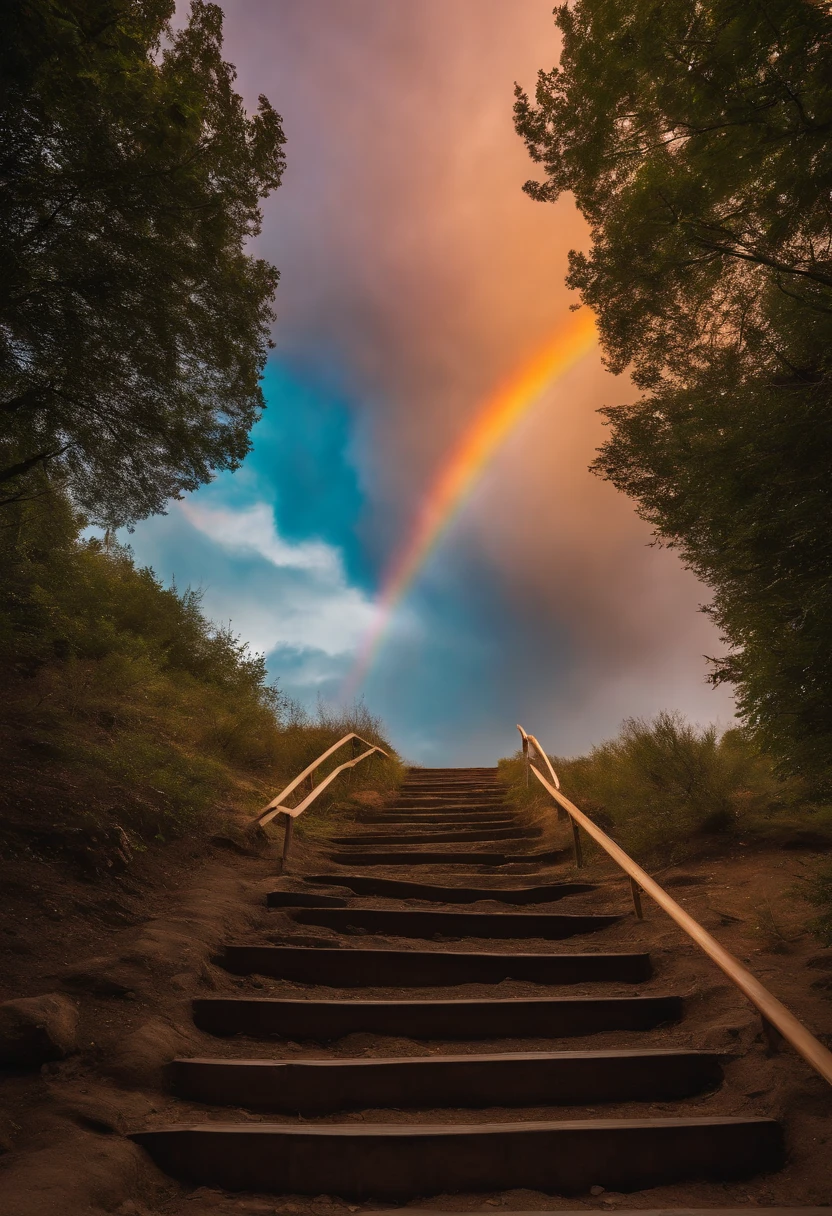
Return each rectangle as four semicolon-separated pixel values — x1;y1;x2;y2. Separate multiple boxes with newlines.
123;1;735;764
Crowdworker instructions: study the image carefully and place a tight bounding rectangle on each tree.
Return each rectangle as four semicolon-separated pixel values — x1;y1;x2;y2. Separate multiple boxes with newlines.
0;0;285;525
514;0;832;790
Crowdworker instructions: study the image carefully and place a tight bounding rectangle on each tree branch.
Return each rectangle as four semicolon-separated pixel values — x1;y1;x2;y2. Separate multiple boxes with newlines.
0;446;67;486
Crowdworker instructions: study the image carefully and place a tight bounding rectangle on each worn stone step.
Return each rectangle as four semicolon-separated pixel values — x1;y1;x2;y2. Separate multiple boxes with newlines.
329;827;540;846
130;1116;783;1197
303;876;599;903
169;1047;723;1112
220;944;652;986
280;907;621;940
326;846;569;867
192;993;683;1039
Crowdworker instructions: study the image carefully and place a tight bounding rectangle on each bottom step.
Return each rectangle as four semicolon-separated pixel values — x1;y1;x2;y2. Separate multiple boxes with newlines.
131;1117;783;1197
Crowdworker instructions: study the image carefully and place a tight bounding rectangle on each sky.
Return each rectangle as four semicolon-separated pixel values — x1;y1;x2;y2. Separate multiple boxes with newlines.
124;0;736;765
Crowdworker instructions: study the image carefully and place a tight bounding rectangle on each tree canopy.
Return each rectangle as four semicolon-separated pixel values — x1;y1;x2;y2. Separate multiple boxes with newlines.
0;0;285;525
515;0;832;790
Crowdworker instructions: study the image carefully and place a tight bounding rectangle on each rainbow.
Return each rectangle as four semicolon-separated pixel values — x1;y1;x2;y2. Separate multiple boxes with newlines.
343;309;598;697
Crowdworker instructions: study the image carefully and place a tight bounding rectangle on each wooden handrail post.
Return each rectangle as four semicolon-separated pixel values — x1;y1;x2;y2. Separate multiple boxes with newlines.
630;876;644;920
762;1014;784;1054
571;818;584;868
280;812;294;871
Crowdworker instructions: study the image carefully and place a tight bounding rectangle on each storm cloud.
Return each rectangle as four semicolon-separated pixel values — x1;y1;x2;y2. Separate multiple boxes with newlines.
131;1;734;762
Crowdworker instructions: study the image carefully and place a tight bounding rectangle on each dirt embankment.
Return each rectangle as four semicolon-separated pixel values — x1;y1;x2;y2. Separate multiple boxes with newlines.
0;813;285;1216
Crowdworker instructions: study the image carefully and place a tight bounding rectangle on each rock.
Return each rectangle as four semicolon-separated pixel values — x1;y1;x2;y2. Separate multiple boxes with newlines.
806;949;832;970
590;1185;606;1196
0;993;79;1067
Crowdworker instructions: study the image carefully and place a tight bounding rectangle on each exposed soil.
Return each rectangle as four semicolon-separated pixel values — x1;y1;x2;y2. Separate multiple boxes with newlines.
0;786;830;1215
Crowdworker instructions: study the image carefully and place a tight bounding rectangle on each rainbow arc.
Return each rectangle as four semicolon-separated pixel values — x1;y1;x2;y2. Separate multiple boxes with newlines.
342;309;598;698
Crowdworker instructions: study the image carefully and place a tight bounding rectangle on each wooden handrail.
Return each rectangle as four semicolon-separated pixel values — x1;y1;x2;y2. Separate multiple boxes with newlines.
256;732;387;825
517;724;559;790
255;732;389;867
516;724;832;1089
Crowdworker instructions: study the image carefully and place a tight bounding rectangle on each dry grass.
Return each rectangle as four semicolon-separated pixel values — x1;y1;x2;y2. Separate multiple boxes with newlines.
500;711;832;864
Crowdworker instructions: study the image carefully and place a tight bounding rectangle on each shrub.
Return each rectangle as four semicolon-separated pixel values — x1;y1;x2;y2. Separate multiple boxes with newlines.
501;711;831;863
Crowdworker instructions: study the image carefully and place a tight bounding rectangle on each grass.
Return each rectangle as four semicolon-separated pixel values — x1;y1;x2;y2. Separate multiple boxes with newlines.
0;486;402;853
500;711;832;864
501;712;832;945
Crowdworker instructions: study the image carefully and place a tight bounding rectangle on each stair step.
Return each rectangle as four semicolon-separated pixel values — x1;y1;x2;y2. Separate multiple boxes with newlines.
353;812;518;824
326;847;569;867
280;908;621;940
169;1047;723;1112
267;891;349;908
303;876;599;903
395;791;505;800
220;945;652;985
395;784;505;792
192;993;683;1039
391;798;508;808
329;827;540;845
130;1116;783;1197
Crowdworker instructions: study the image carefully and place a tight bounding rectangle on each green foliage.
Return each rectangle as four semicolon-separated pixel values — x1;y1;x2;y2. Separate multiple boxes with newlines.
0;0;285;525
0;488;400;840
514;1;832;792
501;712;832;862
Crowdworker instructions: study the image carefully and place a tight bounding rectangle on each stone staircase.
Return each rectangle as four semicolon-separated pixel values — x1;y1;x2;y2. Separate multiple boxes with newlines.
129;766;801;1206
